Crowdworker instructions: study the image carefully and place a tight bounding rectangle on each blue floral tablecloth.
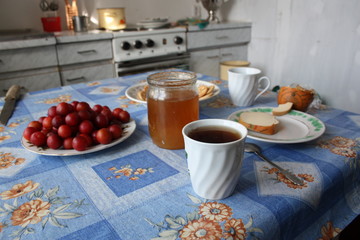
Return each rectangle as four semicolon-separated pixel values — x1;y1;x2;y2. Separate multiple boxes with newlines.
0;70;359;240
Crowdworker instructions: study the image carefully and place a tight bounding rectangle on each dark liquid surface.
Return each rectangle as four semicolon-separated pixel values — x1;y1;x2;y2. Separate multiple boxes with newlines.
188;126;241;143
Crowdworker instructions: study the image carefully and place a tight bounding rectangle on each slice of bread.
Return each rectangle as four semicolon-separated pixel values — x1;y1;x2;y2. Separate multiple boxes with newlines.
272;102;293;116
239;112;279;135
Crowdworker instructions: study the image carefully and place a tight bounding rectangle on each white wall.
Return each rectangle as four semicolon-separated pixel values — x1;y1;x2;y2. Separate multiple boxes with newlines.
225;0;360;113
1;0;359;113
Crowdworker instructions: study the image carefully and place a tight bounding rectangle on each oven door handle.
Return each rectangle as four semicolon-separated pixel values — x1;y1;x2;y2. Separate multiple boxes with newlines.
116;54;190;75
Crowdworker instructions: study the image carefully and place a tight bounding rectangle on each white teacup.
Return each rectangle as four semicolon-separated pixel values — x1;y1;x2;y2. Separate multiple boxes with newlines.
182;119;248;200
228;67;271;106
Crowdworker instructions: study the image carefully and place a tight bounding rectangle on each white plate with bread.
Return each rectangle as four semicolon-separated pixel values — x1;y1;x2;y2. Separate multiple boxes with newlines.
228;107;325;144
125;80;220;104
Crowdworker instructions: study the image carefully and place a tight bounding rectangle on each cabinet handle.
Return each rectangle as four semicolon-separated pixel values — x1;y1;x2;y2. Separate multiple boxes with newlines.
216;36;229;40
206;55;220;60
66;76;85;82
221;53;233;57
77;50;97;54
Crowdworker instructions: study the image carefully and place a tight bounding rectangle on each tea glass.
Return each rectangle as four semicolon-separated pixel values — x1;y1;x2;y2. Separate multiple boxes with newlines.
182;119;248;200
228;67;271;106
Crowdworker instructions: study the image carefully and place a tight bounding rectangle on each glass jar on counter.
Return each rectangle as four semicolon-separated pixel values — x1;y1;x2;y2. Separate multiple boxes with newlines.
147;71;199;149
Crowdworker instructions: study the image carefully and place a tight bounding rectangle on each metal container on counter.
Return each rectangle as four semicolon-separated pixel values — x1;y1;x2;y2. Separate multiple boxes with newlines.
72;16;89;32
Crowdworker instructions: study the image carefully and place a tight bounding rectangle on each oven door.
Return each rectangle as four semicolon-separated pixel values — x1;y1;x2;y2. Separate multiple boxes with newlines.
116;53;190;76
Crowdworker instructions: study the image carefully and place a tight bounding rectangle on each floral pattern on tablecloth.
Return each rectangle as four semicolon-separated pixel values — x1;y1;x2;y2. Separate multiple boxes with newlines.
318;136;360;170
35;94;72;104
0;180;86;240
0;152;25;169
0;118;29;144
203;96;234;108
254;161;322;208
89;86;125;95
317;221;342;240
106;164;154;181
92;150;179;197
87;81;101;86
262;166;314;189
146;193;263;240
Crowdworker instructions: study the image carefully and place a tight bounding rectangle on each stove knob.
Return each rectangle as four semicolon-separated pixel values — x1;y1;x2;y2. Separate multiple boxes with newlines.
174;36;183;45
134;40;143;49
121;41;131;50
146;39;155;48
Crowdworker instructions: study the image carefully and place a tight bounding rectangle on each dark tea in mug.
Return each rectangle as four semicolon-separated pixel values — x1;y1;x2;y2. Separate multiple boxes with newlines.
188;126;241;143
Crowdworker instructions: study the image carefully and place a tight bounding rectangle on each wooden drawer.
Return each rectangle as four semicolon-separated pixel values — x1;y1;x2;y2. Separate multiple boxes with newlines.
0;46;58;73
60;62;114;85
187;27;251;50
57;40;113;66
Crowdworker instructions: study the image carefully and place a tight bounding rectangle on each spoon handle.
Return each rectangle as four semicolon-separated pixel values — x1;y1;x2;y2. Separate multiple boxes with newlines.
255;152;305;186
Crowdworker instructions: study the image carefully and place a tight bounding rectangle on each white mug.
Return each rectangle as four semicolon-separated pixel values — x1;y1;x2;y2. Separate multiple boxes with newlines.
182;119;248;200
228;67;271;106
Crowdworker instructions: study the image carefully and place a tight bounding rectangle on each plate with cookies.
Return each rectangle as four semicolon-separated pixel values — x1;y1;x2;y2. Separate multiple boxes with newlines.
125;80;220;104
228;106;325;144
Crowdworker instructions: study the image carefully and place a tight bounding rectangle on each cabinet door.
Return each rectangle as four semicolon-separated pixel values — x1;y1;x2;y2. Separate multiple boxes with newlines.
56;40;113;66
187;28;251;50
0;46;58;73
0;71;61;96
189;49;220;77
220;45;248;62
60;62;114;85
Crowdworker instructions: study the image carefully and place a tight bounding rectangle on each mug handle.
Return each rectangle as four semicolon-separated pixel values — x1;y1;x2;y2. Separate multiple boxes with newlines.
254;76;271;101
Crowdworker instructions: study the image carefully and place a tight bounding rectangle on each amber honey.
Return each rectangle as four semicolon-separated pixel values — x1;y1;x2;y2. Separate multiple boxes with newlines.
147;71;199;149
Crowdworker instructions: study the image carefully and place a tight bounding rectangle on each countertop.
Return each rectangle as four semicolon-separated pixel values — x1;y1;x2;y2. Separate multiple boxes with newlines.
0;22;251;50
0;37;56;51
54;30;113;44
187;21;252;32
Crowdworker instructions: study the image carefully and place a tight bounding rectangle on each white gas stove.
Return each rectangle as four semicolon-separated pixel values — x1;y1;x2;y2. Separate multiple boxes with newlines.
112;27;187;62
111;27;189;76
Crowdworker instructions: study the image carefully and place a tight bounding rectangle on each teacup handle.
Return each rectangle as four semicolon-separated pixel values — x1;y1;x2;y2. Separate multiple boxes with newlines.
254;76;271;101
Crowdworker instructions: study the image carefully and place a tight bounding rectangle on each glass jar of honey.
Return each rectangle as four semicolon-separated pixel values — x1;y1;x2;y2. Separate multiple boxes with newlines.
147;71;199;149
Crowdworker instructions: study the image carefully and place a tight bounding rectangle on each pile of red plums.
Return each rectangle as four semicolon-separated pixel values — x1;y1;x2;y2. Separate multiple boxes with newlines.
23;101;131;151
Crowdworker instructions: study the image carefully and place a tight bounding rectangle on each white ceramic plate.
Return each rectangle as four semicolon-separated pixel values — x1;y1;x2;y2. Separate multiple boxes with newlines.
136;21;170;29
125;80;220;104
138;18;169;23
21;119;136;156
228;107;326;144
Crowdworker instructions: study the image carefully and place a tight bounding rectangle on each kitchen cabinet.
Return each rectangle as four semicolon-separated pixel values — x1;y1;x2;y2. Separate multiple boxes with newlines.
0;46;58;73
187;22;251;78
55;32;115;85
56;40;113;66
60;61;114;85
0;69;61;95
0;38;61;95
190;45;248;78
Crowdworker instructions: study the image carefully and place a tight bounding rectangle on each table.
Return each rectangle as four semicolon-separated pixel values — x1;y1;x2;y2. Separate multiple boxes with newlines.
0;70;359;240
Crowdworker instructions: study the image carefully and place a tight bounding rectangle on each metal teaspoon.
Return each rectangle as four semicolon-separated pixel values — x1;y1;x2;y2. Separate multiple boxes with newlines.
244;143;305;186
